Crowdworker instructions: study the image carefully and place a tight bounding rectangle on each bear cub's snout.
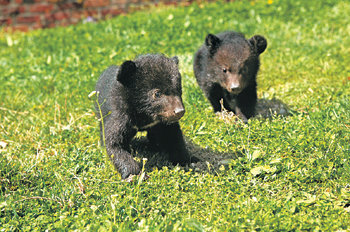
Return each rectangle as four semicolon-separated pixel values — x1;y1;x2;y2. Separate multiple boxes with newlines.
158;96;185;123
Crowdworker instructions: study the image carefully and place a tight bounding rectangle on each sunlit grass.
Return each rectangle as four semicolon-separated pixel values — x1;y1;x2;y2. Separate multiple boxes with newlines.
1;0;349;230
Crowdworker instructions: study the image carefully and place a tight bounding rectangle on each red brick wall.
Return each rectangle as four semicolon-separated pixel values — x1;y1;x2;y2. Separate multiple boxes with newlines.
0;0;194;32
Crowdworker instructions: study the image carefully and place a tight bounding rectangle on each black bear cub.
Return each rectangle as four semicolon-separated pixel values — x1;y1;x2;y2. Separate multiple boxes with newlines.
95;54;195;179
194;31;267;122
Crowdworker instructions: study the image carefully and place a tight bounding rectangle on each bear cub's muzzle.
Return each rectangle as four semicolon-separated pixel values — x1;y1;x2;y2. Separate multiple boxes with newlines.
158;96;185;123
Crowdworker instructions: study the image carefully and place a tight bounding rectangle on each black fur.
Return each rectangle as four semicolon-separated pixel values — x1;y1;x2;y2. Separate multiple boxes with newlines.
95;54;195;179
194;31;267;122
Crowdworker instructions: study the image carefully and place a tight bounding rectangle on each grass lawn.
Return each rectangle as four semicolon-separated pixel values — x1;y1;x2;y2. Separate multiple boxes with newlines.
1;0;349;230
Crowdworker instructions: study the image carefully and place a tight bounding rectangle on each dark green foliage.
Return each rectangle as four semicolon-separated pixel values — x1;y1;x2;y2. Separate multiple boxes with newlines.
1;0;349;230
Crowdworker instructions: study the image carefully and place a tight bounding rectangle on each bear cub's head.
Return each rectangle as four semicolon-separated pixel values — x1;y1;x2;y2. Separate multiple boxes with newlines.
205;32;267;95
117;54;185;125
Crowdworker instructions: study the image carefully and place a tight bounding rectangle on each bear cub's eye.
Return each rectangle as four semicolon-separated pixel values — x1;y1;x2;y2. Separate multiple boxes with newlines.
223;68;228;73
153;90;162;99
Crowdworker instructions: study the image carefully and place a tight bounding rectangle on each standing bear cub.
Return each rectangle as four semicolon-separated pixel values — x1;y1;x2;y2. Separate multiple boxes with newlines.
194;31;267;122
95;54;196;179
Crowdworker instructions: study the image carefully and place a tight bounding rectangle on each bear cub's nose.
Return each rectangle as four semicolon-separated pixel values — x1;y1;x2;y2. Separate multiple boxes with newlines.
174;107;185;118
230;83;240;93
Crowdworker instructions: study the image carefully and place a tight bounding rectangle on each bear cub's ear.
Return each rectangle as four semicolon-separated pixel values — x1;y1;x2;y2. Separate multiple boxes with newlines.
249;35;267;55
117;60;137;87
205;34;221;55
172;56;179;65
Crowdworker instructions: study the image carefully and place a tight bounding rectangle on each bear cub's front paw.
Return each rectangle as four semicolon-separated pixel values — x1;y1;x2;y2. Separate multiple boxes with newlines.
119;159;141;179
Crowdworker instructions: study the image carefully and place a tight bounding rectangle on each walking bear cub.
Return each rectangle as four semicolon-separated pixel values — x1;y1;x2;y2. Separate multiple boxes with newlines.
194;31;267;122
95;54;196;179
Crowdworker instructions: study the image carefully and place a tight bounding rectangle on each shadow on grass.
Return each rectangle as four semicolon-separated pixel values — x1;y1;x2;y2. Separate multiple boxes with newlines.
130;138;237;174
255;98;291;118
129;98;291;174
